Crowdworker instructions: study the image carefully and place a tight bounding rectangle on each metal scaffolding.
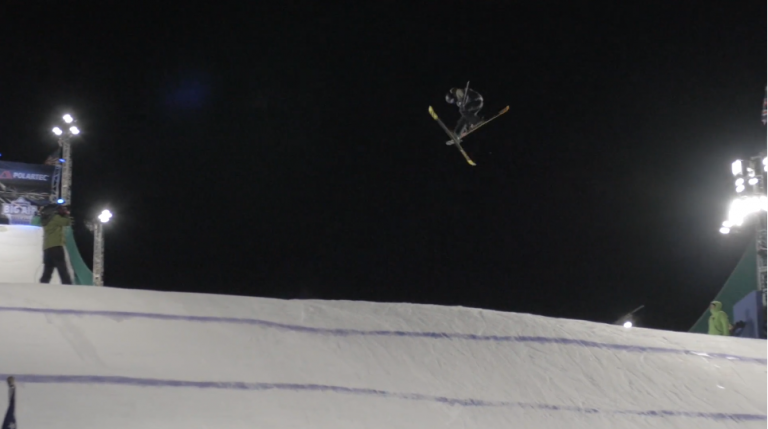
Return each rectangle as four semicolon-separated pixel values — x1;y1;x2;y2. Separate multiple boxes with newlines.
51;114;79;205
85;209;112;287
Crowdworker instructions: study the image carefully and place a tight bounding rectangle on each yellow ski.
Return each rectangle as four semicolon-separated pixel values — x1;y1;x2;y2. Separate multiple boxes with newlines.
445;105;510;145
428;106;476;166
460;105;509;139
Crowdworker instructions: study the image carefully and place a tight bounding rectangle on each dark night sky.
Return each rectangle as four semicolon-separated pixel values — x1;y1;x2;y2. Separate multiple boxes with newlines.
1;2;765;331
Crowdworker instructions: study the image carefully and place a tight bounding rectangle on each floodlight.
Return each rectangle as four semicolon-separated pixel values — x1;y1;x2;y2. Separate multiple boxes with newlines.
749;177;759;185
63;114;73;123
728;198;747;226
52;127;63;136
720;227;731;234
98;209;112;223
747;196;762;213
623;321;633;329
57;198;65;204
726;196;765;227
736;185;745;193
69;126;80;135
722;220;733;228
732;160;743;176
736;178;744;186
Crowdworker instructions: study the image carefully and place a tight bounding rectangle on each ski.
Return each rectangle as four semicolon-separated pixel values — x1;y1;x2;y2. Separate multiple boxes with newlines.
446;105;510;145
428;106;476;166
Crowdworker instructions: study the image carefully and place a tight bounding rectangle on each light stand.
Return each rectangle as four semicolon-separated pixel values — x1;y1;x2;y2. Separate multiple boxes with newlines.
51;114;80;205
720;154;768;305
86;209;112;287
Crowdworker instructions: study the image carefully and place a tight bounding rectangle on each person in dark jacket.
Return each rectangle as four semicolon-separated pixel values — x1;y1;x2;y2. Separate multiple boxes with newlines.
445;83;485;137
39;204;73;284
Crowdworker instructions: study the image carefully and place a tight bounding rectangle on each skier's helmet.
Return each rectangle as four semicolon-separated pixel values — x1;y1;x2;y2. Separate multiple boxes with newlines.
41;203;58;216
38;203;59;221
445;88;460;104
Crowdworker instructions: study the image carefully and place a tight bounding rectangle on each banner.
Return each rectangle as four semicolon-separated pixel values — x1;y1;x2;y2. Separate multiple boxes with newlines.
0;160;56;195
1;197;38;225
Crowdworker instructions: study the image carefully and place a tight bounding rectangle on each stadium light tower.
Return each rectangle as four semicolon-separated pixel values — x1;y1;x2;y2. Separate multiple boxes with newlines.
720;154;768;305
51;113;81;205
86;209;112;287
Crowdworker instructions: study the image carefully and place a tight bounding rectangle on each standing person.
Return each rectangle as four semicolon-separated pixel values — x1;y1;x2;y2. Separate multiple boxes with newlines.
708;301;731;336
445;82;485;137
39;204;73;285
2;377;15;429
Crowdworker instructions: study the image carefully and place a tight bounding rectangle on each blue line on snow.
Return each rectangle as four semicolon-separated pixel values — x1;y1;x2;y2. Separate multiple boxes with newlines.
0;374;764;422
0;306;764;365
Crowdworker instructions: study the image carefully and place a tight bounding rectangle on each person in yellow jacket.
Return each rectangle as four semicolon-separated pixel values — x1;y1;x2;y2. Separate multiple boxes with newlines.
708;301;731;336
38;204;73;284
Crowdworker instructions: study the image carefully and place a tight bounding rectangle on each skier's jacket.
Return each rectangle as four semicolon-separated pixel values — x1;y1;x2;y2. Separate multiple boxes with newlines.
458;89;483;114
40;211;72;250
708;301;730;336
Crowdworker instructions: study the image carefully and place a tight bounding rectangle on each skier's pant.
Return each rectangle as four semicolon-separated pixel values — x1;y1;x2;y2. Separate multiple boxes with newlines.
454;113;482;136
40;246;73;284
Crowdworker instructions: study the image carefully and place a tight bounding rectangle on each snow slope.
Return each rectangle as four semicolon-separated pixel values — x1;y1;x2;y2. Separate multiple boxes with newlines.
0;225;66;284
0;224;91;285
0;284;765;428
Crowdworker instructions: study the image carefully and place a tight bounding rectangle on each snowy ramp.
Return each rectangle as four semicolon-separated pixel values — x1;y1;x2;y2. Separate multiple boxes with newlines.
0;224;91;285
0;284;765;428
0;225;66;284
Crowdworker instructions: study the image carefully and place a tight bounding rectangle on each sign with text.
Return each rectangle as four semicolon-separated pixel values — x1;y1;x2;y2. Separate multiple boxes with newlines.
1;197;37;225
0;160;56;195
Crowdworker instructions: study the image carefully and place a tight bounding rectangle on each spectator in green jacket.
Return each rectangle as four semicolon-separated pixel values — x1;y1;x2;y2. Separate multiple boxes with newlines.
39;204;73;284
708;301;730;336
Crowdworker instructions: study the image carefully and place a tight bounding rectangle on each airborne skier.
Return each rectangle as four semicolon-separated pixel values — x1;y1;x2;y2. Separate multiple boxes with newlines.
445;83;484;137
427;83;509;166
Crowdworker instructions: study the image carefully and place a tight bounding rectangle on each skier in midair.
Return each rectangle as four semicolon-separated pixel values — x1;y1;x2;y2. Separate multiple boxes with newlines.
445;83;484;138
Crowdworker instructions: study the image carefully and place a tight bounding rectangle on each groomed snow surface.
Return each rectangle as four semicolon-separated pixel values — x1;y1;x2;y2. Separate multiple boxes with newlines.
0;284;765;428
0;225;69;284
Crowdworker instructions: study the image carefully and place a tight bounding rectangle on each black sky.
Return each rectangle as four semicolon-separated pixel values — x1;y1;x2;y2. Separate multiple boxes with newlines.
1;2;765;331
